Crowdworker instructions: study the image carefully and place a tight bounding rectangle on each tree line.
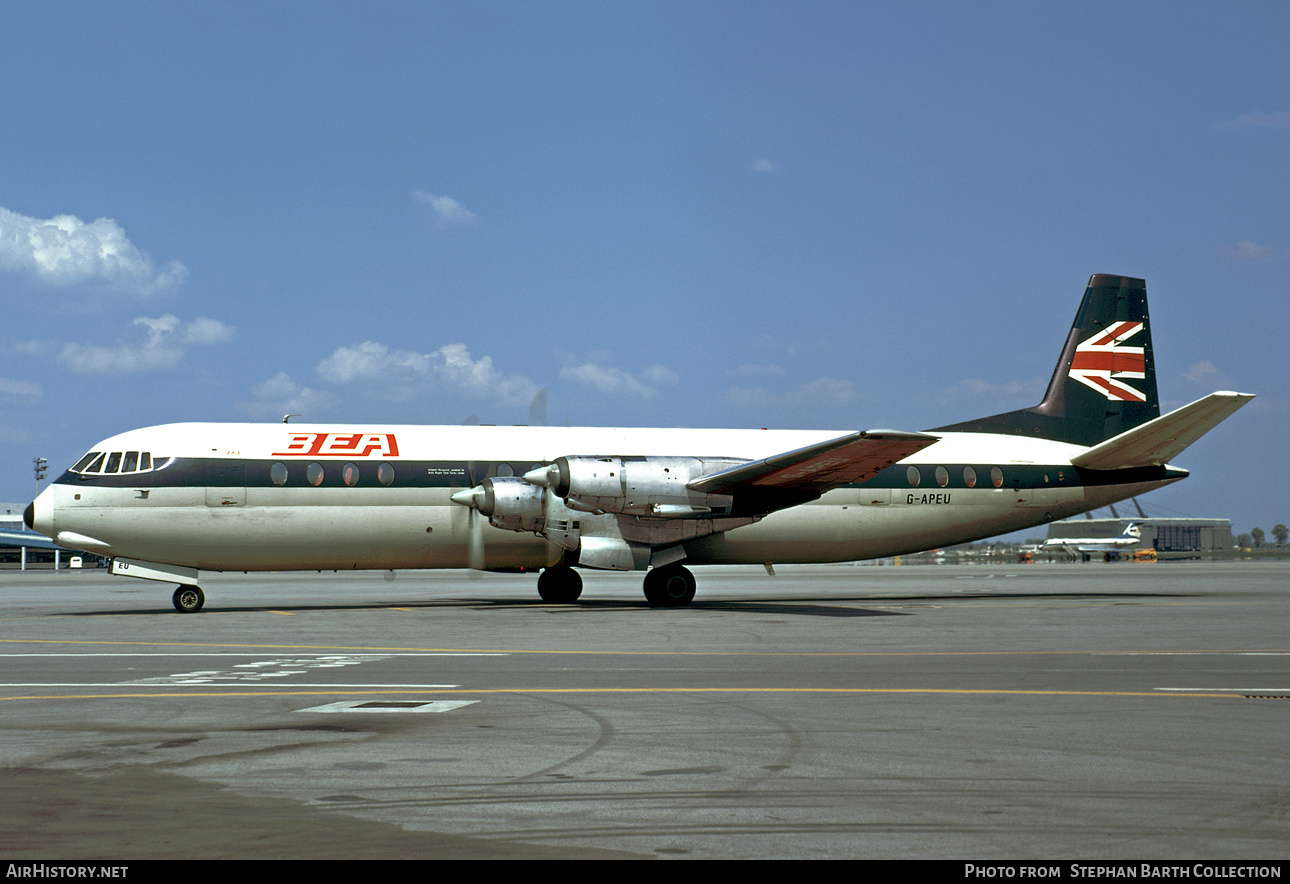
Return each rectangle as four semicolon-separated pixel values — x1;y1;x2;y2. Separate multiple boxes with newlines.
1236;524;1289;549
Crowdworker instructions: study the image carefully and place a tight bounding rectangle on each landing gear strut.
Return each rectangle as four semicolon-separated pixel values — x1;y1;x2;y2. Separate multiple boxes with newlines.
643;564;696;608
537;565;583;603
173;585;205;613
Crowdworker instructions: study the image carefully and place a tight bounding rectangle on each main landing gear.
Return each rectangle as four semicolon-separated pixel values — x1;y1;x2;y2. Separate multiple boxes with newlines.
535;563;698;607
173;585;205;613
642;563;696;608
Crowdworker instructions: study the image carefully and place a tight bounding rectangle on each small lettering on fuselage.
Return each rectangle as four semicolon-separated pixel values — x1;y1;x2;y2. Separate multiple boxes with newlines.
906;492;951;505
271;432;400;458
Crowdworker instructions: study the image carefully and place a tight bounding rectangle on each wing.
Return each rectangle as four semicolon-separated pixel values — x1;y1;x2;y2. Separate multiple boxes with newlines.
687;429;938;498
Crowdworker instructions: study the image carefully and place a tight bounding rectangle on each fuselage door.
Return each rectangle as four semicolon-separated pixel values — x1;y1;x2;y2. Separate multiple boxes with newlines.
205;459;247;508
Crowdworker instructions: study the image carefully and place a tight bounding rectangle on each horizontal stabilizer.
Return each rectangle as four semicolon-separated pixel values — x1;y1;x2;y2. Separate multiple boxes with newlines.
688;429;938;495
1070;391;1254;470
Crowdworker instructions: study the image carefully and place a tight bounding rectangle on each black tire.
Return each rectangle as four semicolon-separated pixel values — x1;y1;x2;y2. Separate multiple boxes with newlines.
173;585;205;613
537;566;583;603
643;564;696;607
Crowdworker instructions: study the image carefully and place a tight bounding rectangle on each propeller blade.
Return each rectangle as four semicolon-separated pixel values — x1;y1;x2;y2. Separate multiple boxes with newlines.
467;508;486;571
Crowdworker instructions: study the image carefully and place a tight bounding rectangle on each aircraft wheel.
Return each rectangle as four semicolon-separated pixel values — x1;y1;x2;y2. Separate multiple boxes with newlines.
173;585;205;613
643;564;696;608
537;566;583;603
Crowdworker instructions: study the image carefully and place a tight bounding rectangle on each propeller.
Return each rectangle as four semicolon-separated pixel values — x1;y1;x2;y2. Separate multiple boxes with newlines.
467;506;486;571
527;388;548;427
450;481;488;571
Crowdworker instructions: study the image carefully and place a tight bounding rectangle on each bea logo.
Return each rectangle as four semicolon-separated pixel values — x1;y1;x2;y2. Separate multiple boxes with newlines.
272;432;400;458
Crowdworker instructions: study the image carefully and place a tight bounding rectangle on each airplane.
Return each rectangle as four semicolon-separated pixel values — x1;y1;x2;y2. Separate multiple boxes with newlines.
1040;521;1146;554
24;274;1252;613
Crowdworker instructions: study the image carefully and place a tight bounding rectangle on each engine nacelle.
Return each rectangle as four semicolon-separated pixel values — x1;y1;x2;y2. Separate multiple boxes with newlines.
473;477;547;533
526;456;739;518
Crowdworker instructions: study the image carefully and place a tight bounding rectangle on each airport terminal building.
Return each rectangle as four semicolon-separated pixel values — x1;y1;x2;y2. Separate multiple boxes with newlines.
1044;517;1234;552
0;501;103;569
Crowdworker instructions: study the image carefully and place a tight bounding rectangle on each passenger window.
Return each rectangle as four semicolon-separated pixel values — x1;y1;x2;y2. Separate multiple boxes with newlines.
105;452;122;474
963;466;977;488
307;462;324;486
497;463;514;478
906;466;921;487
342;463;360;486
270;462;288;486
990;466;1004;488
123;452;139;473
934;466;949;488
378;463;395;486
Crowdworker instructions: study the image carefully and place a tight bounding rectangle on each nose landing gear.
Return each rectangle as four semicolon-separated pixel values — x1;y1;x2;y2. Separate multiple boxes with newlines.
537;565;583;603
172;585;205;613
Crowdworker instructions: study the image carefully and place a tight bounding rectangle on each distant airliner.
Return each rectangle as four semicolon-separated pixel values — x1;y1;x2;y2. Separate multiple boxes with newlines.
25;275;1251;612
1041;521;1146;554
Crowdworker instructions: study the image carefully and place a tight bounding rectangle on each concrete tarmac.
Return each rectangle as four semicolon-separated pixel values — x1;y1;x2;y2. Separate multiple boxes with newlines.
1;561;1287;860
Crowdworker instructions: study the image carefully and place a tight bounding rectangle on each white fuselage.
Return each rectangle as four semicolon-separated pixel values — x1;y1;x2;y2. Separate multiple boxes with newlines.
27;422;1181;574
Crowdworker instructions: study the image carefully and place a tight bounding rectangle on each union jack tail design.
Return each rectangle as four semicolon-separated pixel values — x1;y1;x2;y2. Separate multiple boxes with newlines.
1069;321;1147;402
932;274;1159;447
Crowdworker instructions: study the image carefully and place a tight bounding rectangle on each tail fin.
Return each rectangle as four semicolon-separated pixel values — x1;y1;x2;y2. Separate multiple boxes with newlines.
932;274;1159;447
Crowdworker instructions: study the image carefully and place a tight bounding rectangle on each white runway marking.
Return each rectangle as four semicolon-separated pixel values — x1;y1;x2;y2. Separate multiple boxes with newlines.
0;652;502;688
297;700;479;713
1155;687;1290;693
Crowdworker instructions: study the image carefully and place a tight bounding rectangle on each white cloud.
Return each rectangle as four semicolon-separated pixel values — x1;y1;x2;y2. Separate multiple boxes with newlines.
58;315;235;374
238;372;335;420
1186;361;1218;384
1221;241;1274;261
726;376;858;411
559;359;679;399
412;191;479;229
0;377;42;403
0;338;57;358
1217;111;1290;130
184;316;237;345
0;206;187;294
727;363;786;378
724;385;775;411
318;341;538;404
749;157;778;173
925;376;1041;409
0;414;34;445
643;365;680;386
783;376;856;408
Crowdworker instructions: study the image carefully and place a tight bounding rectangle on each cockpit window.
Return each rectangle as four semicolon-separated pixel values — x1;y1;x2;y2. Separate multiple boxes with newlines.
71;450;155;476
71;452;101;472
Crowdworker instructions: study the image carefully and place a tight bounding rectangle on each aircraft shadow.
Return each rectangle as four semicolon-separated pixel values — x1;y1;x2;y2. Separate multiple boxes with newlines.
62;590;1189;619
66;597;904;618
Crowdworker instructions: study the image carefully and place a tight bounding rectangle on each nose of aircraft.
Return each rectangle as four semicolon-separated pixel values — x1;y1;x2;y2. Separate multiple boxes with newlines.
25;487;55;539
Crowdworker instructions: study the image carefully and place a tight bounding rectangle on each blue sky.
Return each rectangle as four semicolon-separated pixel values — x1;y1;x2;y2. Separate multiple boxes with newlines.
1;1;1284;539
